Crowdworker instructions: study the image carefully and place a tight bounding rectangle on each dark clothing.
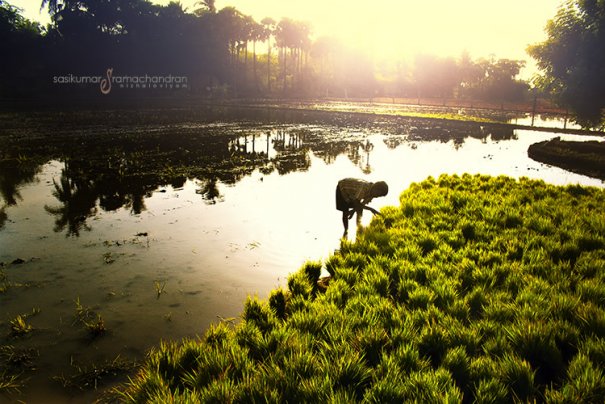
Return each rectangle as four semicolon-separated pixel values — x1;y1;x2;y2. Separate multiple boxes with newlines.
336;185;349;211
335;178;374;211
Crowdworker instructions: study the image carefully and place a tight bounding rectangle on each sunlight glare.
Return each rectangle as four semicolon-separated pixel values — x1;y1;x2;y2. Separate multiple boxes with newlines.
216;0;560;63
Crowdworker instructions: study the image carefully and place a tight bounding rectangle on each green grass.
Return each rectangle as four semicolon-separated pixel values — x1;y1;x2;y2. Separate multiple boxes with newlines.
73;297;107;338
114;174;605;401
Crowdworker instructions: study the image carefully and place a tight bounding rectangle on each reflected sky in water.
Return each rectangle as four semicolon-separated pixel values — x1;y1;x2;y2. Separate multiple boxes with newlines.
0;109;603;402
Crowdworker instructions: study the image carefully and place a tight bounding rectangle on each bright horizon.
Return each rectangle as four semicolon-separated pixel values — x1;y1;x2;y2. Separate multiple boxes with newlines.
14;0;561;77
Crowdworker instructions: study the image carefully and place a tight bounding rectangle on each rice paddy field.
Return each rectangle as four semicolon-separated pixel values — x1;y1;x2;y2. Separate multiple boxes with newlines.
115;174;605;402
1;105;604;401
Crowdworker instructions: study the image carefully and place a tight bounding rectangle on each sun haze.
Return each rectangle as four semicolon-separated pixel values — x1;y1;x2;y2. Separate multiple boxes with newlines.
214;0;560;62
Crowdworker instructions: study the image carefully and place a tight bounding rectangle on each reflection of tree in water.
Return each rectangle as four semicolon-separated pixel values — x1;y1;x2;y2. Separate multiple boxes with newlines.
383;121;516;149
0;206;7;230
2;112;521;236
268;131;308;174
361;140;374;174
196;177;224;204
0;161;40;231
70;157;153;215
0;161;40;206
44;170;97;237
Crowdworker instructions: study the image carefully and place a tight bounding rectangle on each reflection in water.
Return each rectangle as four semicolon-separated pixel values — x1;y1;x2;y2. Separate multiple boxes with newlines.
0;161;41;228
0;108;602;403
0;207;6;230
44;170;97;237
0;109;536;237
0;161;40;206
196;177;223;204
362;140;374;174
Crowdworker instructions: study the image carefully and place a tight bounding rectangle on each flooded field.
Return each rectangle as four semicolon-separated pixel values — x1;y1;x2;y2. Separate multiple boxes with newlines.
0;106;603;402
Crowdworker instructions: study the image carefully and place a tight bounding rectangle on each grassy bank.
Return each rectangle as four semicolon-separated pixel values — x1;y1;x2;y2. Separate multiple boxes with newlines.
114;174;605;402
528;137;605;181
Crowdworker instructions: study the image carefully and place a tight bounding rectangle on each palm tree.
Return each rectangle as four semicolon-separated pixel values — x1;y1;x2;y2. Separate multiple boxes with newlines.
40;0;62;15
261;17;276;92
239;15;257;91
194;0;215;16
249;19;264;92
276;18;295;93
276;18;311;94
216;7;246;92
311;36;340;96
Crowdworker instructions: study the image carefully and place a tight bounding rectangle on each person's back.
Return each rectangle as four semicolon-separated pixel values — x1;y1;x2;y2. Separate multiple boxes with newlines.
336;178;388;237
337;178;373;205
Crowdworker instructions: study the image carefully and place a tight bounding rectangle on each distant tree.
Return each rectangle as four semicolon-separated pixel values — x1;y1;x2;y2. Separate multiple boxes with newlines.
248;18;264;92
1;1;43;96
1;1;41;35
414;54;459;101
275;18;310;94
311;36;339;96
215;6;247;92
458;50;484;99
260;17;275;92
528;0;605;128
477;58;528;102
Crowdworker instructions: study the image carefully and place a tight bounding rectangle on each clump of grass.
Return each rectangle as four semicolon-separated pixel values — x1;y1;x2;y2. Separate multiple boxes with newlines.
268;288;288;320
302;261;322;284
0;345;38;395
242;297;275;333
497;353;536;401
0;345;38;371
83;314;107;338
54;355;136;391
74;296;92;321
9;315;33;337
154;280;167;299
0;370;22;394
73;297;107;338
114;175;605;402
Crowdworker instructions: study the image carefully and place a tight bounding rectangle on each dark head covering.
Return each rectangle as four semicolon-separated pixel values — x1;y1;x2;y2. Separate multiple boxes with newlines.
372;181;389;197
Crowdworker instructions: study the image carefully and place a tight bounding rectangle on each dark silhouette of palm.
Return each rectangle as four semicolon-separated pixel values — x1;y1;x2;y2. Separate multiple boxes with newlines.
194;0;215;15
44;172;97;237
196;178;223;204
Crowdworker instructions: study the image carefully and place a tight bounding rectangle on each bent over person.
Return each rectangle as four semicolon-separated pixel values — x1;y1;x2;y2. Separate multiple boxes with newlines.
336;178;388;237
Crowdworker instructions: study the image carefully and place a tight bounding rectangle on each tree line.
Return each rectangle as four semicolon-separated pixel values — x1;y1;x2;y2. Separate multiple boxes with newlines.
1;0;527;102
1;0;604;127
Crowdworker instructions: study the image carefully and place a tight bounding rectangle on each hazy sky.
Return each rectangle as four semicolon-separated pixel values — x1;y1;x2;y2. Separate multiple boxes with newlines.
14;0;561;69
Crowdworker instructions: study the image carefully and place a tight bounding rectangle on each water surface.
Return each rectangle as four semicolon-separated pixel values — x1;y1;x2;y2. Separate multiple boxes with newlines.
0;107;603;402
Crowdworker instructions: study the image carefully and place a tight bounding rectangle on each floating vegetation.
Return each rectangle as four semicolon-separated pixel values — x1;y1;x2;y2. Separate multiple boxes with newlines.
0;345;38;371
0;370;22;394
74;297;92;323
73;297;107;339
0;345;38;395
154;281;167;299
8;309;39;338
53;356;136;391
102;252;115;264
9;315;32;337
83;314;107;338
116;174;605;401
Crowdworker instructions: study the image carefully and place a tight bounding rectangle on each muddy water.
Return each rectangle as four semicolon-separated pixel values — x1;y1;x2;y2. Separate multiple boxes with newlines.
0;107;603;402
